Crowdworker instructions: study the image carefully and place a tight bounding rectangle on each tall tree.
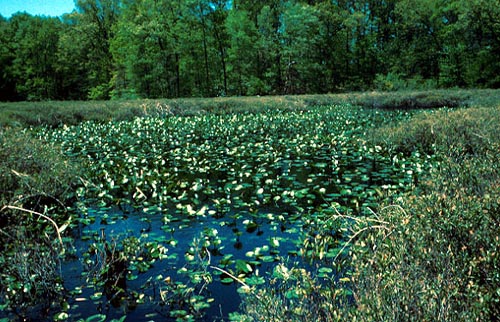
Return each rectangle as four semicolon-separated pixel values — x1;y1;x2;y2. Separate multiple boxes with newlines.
257;3;285;94
313;1;350;91
392;0;443;83
205;0;230;96
226;9;263;95
0;15;17;100
7;14;62;100
56;12;94;99
112;0;186;98
76;0;120;99
3;0;500;101
460;0;500;87
281;1;323;94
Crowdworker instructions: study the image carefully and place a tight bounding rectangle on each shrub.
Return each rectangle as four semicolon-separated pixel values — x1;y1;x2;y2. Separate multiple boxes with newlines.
348;106;499;321
0;128;79;208
0;128;80;319
235;105;499;321
349;162;499;321
369;106;499;158
374;73;438;92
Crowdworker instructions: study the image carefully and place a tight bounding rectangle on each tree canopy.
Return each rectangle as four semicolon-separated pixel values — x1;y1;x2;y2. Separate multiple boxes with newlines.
1;0;500;101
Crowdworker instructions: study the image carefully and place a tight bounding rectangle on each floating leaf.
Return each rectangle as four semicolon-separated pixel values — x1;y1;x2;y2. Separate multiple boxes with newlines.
85;314;106;322
53;312;69;321
235;259;253;274
220;277;234;284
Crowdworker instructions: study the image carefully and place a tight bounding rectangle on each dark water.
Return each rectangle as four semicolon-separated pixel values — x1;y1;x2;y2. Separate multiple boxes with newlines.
61;205;302;321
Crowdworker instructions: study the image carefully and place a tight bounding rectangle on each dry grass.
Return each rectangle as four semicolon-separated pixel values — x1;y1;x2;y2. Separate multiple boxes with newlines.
1;89;499;128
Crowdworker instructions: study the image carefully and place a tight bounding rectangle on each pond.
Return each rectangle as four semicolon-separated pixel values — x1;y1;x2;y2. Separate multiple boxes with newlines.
62;204;303;321
32;105;433;320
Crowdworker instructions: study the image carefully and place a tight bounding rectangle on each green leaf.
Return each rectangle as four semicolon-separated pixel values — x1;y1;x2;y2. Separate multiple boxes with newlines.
85;314;107;322
236;259;253;273
220;277;234;284
53;312;69;321
318;267;333;274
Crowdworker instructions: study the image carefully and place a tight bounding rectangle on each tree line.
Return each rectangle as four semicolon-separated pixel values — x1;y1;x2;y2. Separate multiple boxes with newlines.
1;0;499;101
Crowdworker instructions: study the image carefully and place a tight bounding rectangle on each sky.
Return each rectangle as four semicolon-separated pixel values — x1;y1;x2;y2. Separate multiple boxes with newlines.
0;0;76;18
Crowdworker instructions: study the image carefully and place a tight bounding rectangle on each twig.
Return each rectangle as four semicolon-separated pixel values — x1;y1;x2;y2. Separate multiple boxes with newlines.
377;204;409;218
2;205;64;252
210;266;261;300
332;224;390;264
198;248;212;295
13;193;67;214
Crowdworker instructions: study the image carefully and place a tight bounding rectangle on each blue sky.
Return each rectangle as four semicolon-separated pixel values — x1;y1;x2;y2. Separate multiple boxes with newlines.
0;0;75;18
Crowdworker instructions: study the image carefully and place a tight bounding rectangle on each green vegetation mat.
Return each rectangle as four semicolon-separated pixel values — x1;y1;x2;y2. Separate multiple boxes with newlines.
1;89;499;128
0;91;498;321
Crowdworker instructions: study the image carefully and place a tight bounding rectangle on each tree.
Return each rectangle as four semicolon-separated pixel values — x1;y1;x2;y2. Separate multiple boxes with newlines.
281;1;323;94
226;9;263;95
0;15;17;101
56;12;94;99
76;0;120;99
206;0;230;96
313;1;350;91
3;0;500;101
111;0;186;98
7;14;63;100
392;0;443;83
459;0;500;87
257;3;285;94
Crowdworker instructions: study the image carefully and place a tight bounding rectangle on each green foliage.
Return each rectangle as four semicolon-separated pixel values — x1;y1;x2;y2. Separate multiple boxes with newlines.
374;73;438;91
348;108;499;320
5;14;63;100
1;93;498;320
3;0;500;100
0;129;79;319
76;0;119;100
236;262;351;321
225;9;261;95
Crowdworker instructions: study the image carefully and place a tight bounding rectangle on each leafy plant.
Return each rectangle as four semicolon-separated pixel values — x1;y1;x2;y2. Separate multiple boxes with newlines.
345;106;499;321
3;96;497;320
0;128;79;319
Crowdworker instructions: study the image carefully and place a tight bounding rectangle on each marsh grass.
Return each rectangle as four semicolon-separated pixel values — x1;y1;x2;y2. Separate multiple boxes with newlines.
0;128;80;319
235;103;499;321
368;106;500;158
343;106;499;320
1;89;499;128
0;129;80;205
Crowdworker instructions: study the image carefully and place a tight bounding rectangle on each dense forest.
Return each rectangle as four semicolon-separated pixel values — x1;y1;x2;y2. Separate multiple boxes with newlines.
1;0;500;101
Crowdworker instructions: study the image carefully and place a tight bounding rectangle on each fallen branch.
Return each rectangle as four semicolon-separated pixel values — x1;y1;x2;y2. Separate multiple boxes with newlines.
210;265;261;300
2;205;64;252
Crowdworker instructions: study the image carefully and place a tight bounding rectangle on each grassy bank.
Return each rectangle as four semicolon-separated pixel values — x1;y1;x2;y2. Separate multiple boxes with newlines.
0;129;80;317
349;106;500;320
1;89;499;128
234;104;499;321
